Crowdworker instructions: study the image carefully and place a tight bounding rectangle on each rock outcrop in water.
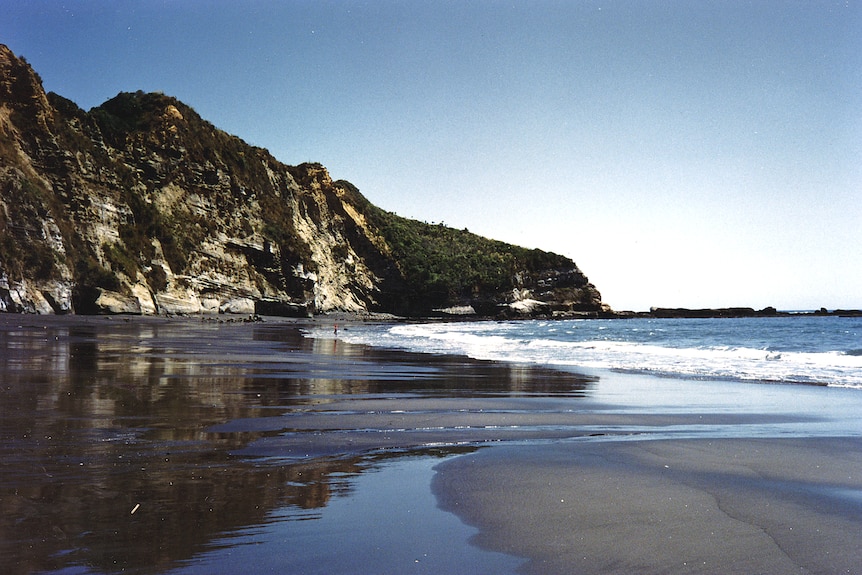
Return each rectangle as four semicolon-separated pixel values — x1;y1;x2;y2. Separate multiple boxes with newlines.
0;44;605;317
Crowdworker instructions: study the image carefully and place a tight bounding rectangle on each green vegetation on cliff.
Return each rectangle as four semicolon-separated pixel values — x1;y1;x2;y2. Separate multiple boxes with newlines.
332;181;583;311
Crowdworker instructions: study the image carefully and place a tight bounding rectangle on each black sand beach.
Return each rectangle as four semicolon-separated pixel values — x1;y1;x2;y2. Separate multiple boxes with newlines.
434;437;862;574
1;316;861;574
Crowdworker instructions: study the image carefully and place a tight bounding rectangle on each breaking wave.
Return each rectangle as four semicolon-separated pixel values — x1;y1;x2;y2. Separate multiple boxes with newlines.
320;317;862;389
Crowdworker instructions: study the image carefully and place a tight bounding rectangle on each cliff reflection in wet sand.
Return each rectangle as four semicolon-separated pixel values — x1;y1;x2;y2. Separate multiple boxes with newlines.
0;316;592;574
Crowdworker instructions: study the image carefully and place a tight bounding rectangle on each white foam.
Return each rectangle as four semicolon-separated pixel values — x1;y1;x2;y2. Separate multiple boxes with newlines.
330;322;862;389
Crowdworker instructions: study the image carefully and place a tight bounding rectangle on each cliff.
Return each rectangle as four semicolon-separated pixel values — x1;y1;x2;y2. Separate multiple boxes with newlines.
0;45;605;317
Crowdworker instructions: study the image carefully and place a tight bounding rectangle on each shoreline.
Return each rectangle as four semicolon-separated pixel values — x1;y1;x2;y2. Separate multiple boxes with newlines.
1;302;860;322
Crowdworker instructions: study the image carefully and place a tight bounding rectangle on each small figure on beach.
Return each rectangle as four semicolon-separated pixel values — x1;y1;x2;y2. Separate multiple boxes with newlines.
334;323;338;336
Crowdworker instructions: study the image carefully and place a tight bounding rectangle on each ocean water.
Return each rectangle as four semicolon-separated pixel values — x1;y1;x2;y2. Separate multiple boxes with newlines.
323;316;862;389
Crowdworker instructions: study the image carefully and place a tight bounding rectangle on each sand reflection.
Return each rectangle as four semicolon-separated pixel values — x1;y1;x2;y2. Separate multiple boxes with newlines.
0;316;592;574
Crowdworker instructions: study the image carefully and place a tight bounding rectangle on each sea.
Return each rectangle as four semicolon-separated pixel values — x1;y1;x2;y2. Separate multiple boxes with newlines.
322;315;862;389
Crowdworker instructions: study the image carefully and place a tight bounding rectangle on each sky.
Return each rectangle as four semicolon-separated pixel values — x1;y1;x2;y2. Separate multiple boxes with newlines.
2;0;860;311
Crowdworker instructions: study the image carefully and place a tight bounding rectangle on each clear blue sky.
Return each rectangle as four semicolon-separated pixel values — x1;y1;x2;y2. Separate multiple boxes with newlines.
3;0;860;311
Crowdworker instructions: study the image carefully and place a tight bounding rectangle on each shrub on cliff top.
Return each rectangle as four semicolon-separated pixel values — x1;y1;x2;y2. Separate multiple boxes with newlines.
363;203;576;310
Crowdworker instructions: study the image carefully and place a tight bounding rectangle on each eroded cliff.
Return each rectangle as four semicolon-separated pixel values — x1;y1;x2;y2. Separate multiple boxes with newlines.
0;45;605;317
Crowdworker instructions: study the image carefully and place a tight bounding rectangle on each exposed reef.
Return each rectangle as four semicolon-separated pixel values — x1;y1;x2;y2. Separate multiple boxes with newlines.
609;307;862;319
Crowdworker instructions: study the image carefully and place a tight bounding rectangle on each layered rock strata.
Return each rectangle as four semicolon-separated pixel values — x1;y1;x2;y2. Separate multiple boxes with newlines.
0;45;605;317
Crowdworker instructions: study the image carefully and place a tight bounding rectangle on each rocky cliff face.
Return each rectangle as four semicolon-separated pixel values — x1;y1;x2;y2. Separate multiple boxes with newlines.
0;45;605;317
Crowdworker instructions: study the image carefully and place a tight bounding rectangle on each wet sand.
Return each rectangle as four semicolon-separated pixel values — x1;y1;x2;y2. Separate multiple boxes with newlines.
434;437;862;575
428;371;862;574
2;315;861;574
0;315;590;574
